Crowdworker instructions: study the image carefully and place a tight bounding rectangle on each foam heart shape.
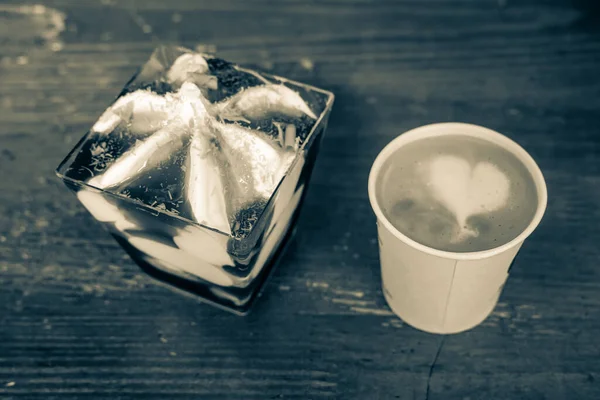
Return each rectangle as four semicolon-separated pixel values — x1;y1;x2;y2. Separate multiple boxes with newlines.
427;155;510;234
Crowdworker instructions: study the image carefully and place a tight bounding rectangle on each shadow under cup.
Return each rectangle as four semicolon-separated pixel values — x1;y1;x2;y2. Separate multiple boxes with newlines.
368;123;548;334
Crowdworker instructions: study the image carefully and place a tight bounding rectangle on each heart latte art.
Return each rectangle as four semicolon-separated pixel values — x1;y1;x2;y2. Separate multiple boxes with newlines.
425;155;510;242
377;134;538;253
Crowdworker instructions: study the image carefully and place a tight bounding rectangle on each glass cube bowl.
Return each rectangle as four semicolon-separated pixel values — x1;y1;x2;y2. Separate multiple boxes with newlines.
56;45;334;314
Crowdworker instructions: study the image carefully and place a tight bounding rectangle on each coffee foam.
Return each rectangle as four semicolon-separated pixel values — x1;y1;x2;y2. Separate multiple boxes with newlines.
422;155;510;243
377;134;538;253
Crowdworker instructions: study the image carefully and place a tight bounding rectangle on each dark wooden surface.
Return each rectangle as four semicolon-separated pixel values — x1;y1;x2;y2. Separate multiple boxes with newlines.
1;0;600;398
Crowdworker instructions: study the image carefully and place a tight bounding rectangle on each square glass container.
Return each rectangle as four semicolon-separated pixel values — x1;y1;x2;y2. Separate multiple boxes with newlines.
56;45;334;314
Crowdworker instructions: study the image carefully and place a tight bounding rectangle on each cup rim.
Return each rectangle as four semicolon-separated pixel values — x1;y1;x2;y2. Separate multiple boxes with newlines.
368;122;548;261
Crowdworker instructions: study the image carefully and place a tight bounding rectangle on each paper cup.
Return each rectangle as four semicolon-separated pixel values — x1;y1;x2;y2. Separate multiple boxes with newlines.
368;123;547;334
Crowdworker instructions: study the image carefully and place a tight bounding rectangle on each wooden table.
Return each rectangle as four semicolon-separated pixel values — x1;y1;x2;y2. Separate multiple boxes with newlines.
1;1;599;398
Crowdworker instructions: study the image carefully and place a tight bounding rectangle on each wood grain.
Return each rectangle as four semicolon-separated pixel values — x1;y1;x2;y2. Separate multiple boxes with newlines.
1;0;600;398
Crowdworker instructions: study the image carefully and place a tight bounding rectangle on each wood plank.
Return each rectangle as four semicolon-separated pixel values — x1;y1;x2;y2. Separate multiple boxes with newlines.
1;0;600;398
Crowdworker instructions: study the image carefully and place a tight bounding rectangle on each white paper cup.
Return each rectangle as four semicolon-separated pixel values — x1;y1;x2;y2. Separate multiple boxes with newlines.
368;123;547;334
